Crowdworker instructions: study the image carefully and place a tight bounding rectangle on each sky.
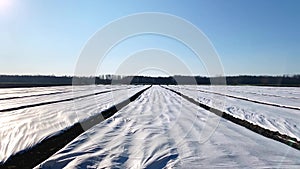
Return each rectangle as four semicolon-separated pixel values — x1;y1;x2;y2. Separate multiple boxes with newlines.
0;0;299;77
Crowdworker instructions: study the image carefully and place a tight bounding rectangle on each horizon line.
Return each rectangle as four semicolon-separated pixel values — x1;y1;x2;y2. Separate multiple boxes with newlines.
1;74;299;78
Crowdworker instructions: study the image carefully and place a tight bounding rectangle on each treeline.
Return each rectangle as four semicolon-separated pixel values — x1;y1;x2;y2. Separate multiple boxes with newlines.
0;75;299;88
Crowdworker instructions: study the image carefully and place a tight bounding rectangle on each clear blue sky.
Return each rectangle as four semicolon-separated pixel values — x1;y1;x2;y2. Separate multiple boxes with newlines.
0;0;299;76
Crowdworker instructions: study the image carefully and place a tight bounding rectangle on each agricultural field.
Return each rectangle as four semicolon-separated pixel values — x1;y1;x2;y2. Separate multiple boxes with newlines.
0;85;299;168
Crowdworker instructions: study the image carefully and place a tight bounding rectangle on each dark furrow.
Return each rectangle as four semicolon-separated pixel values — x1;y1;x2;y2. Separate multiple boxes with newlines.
162;86;300;151
0;91;67;101
0;87;131;113
0;85;122;101
180;87;300;111
0;86;151;169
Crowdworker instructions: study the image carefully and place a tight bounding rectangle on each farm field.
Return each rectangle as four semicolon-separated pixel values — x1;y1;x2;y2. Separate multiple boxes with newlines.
0;85;148;163
0;85;299;168
166;85;300;140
